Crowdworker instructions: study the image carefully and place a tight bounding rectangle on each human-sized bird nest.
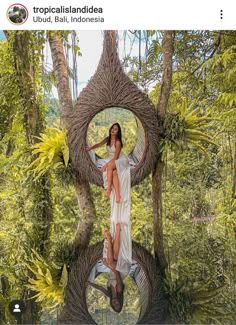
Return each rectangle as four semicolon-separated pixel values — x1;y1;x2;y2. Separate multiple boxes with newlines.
58;241;166;324
64;31;159;187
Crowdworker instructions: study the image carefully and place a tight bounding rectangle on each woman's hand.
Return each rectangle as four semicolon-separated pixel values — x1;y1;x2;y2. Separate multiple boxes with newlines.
86;137;107;152
102;163;109;172
85;281;91;287
86;145;91;151
102;158;116;172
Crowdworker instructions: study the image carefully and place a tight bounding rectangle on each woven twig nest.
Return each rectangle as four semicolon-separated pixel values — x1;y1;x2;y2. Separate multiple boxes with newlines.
58;241;165;324
64;31;159;187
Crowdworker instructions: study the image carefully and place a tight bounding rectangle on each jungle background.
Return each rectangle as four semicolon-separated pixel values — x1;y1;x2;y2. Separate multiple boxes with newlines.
0;30;235;324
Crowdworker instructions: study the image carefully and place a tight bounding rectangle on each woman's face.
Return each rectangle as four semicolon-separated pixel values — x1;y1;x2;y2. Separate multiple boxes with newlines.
110;124;119;136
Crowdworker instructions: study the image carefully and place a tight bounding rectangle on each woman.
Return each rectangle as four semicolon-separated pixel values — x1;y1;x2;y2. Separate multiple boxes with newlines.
86;122;132;288
86;224;125;313
86;122;129;204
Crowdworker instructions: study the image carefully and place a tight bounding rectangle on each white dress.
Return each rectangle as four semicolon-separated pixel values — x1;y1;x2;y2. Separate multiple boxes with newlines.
100;144;132;277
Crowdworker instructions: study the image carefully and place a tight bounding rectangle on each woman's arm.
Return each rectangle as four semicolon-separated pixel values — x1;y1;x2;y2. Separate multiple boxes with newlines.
86;281;109;297
113;271;123;293
86;137;108;151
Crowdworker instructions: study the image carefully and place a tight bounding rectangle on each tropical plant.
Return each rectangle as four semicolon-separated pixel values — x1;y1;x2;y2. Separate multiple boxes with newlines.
0;41;21;140
27;127;70;180
164;273;235;324
161;97;219;156
23;249;67;313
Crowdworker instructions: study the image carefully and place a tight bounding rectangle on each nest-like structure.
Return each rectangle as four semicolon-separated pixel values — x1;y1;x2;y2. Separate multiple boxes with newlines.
58;241;166;324
64;31;159;187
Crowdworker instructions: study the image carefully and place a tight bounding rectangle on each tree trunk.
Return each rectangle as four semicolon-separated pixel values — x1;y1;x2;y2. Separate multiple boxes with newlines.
0;276;9;322
10;30;54;255
157;31;174;119
152;160;167;271
10;31;42;144
48;31;97;246
48;32;74;115
74;181;97;246
152;31;174;275
6;30;54;324
232;135;236;202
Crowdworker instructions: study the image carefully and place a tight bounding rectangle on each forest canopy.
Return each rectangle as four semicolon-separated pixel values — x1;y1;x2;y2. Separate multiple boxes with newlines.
0;30;235;324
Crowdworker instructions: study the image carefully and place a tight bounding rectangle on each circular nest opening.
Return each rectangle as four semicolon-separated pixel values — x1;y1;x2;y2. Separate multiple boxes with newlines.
86;107;146;176
58;242;164;325
86;264;142;324
67;100;158;188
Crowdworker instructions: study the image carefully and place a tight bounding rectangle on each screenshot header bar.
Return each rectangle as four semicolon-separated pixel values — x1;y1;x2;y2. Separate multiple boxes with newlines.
1;0;235;29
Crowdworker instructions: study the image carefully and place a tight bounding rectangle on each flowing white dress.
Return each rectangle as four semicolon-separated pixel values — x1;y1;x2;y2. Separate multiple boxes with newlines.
99;144;132;279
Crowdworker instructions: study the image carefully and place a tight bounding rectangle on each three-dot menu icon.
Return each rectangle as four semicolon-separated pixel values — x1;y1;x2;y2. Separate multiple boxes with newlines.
220;10;223;19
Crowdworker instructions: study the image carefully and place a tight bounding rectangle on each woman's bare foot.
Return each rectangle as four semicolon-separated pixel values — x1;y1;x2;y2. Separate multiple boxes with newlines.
102;257;116;271
115;193;121;203
108;261;117;271
104;187;112;198
116;223;121;233
104;229;112;241
102;258;109;267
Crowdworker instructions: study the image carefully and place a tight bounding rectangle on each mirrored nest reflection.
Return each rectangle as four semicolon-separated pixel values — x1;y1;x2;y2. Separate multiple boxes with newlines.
87;107;145;171
87;260;141;325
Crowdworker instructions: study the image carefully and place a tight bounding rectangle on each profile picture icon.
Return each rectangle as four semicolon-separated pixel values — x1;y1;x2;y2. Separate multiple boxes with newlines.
9;299;26;316
7;4;28;25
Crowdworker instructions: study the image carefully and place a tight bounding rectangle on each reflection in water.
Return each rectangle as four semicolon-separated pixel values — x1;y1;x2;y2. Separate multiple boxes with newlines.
87;260;141;325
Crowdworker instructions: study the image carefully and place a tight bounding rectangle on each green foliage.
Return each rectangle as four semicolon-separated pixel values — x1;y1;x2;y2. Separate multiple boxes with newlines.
1;30;236;324
131;178;153;251
44;97;61;126
164;273;235;324
52;240;79;267
205;41;236;133
28;127;71;181
23;249;67;313
161;97;218;157
0;40;21;139
123;30;163;90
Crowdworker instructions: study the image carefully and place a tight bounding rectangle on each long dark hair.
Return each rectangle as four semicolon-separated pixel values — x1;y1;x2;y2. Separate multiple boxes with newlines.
107;123;123;148
107;284;125;313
